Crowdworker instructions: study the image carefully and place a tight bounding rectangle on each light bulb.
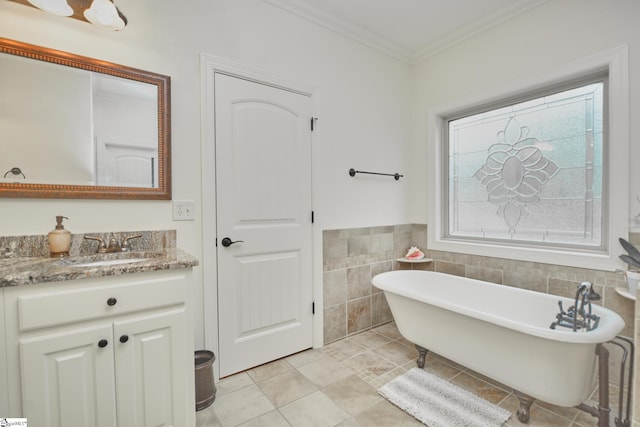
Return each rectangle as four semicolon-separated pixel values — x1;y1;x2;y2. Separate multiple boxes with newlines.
83;0;126;31
27;0;73;16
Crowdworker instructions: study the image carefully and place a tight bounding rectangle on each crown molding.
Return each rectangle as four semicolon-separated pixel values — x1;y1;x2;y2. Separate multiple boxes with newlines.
411;0;549;63
261;0;413;63
262;0;549;65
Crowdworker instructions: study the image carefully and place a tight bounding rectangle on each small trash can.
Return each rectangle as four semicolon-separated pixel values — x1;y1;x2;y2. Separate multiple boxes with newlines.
195;350;216;411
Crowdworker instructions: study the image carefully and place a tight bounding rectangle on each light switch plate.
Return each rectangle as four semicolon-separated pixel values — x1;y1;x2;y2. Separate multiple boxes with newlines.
172;200;195;221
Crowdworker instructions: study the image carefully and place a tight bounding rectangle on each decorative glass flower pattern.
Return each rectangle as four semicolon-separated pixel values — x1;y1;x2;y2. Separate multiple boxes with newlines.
474;117;559;229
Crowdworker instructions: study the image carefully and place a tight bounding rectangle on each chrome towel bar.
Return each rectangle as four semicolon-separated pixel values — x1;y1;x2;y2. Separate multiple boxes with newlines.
349;168;403;181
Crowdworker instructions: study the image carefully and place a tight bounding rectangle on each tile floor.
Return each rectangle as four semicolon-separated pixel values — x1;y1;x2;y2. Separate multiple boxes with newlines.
196;323;609;427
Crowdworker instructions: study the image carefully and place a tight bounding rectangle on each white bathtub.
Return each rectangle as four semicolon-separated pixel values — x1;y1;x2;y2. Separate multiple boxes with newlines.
372;270;625;409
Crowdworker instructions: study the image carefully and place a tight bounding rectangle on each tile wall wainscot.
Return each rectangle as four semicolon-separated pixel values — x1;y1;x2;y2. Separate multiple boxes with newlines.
323;224;637;395
323;224;415;345
323;224;636;341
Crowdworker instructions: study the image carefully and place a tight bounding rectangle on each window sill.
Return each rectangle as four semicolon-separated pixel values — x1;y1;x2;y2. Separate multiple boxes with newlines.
428;236;622;272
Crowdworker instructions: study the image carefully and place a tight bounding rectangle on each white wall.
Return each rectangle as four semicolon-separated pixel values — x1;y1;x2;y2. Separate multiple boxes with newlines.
409;0;640;226
0;0;411;349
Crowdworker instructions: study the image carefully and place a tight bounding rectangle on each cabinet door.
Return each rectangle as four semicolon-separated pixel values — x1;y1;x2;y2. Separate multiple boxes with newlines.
114;309;188;427
20;324;117;427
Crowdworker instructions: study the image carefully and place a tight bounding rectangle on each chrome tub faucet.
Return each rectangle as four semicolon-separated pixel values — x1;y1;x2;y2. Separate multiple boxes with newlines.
550;281;601;332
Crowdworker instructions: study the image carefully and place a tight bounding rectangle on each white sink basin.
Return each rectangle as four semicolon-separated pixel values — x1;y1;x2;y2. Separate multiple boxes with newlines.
68;258;149;268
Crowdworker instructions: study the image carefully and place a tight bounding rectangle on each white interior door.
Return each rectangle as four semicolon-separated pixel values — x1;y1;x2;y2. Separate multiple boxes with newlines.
96;139;158;187
215;73;313;377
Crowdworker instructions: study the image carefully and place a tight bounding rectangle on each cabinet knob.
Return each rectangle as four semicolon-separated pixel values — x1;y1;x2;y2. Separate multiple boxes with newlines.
98;339;108;348
119;335;129;343
107;297;117;306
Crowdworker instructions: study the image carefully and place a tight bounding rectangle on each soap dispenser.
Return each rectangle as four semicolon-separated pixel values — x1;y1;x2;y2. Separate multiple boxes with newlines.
48;216;71;257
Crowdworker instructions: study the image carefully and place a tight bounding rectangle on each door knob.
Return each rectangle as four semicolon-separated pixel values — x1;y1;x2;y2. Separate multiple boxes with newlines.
98;339;108;348
221;237;244;247
120;335;129;343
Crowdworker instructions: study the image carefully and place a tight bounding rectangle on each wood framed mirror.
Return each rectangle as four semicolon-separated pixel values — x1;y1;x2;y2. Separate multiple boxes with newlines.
0;37;171;199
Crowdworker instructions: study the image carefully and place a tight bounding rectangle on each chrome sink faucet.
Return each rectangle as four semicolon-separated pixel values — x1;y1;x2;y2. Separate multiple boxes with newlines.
84;234;142;253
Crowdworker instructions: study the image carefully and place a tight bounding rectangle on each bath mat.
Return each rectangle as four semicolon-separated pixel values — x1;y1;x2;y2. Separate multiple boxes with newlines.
378;368;511;427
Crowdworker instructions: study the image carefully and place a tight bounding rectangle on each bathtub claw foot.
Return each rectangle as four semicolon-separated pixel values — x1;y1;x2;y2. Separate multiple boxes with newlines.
415;345;428;368
514;391;535;424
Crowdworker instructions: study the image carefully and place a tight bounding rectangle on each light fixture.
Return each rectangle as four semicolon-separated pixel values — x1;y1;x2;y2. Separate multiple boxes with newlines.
27;0;73;16
12;0;127;31
84;0;127;31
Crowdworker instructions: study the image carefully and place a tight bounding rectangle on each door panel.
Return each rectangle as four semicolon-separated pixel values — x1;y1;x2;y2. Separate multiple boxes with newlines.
114;309;187;427
20;324;116;427
96;138;158;187
215;73;313;376
236;251;301;338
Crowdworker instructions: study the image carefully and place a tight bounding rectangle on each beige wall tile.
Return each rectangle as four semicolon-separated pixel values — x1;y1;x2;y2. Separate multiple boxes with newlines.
548;265;590;282
347;297;372;335
411;224;428;249
347;235;373;256
340;227;371;238
324;269;347;307
393;224;413;234
324;304;346;345
372;293;393;326
347;265;371;300
605;275;627;291
371;225;396;234
472;255;510;270
323;236;347;262
371;261;393;276
392;260;413;270
394;231;412;252
548;278;582;299
503;269;547;293
371;261;393;293
435;260;465;277
465;265;503;284
411;261;435;271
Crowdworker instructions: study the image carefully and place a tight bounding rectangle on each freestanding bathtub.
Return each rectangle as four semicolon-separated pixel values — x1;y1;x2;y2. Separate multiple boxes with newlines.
372;270;625;422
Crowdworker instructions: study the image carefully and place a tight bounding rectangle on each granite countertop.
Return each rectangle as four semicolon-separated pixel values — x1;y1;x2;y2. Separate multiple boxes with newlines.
0;229;198;287
0;248;198;287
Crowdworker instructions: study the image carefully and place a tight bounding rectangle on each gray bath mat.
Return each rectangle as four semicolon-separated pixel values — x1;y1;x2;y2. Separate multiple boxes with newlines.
378;368;511;427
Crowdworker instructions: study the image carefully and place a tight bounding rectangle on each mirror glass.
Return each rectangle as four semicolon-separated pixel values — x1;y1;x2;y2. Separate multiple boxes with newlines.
0;37;171;199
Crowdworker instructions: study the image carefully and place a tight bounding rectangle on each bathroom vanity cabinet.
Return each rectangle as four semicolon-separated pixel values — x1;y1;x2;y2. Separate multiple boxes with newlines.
2;269;195;426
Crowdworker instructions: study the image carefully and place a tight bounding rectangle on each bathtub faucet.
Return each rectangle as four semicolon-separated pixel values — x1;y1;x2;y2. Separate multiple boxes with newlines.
550;282;600;332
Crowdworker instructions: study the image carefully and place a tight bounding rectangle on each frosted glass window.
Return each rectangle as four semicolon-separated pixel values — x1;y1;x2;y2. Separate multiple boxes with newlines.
445;77;605;249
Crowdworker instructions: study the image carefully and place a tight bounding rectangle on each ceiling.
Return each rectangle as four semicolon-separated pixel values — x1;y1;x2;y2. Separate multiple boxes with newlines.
261;0;547;63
